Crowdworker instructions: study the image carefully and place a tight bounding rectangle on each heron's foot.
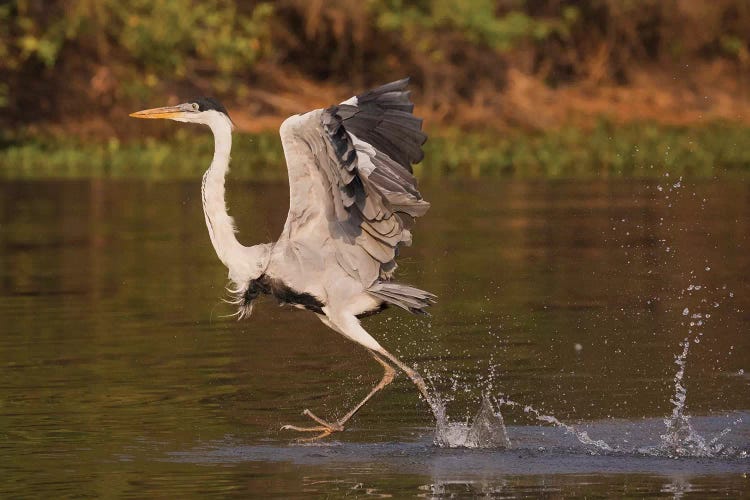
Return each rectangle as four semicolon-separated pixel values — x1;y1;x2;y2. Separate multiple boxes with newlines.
280;409;344;442
279;424;334;442
300;409;345;431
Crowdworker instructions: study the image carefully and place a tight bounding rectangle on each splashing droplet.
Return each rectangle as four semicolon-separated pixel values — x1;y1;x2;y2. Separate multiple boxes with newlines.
434;395;510;449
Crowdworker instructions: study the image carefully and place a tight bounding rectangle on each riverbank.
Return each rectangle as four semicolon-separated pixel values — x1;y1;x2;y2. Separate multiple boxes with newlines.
2;121;748;180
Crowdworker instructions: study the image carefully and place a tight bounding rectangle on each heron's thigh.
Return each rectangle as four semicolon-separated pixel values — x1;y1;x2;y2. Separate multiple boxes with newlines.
322;310;383;351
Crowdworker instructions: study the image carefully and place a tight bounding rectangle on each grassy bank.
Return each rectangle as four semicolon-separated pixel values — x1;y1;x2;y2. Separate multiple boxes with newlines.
1;121;749;180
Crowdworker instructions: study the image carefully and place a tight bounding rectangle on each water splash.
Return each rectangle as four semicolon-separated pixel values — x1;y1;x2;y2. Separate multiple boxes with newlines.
432;394;511;449
657;339;705;455
640;276;744;458
496;397;614;453
640;337;744;458
425;320;743;456
420;215;746;456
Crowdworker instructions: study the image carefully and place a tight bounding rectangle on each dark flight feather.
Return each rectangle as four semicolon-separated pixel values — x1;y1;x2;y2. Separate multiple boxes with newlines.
316;79;434;313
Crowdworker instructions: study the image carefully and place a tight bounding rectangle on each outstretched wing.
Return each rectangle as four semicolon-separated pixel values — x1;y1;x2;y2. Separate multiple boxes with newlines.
278;78;429;287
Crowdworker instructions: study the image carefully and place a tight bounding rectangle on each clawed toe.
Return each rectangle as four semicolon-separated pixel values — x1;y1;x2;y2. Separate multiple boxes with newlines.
280;423;337;442
302;409;344;431
280;409;345;441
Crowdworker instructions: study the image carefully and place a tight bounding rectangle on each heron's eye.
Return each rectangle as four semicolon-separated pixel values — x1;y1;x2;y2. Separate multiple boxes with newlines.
191;103;199;111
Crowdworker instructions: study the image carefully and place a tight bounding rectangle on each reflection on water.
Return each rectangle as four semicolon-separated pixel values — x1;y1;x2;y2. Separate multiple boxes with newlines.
0;179;748;497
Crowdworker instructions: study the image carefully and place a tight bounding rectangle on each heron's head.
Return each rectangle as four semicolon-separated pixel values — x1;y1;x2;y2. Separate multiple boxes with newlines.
130;97;232;127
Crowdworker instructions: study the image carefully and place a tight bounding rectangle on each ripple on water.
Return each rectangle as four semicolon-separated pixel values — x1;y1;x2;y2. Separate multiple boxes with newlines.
161;413;749;476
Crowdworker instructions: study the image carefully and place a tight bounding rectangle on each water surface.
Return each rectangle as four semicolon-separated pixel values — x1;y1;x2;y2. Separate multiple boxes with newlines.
1;179;748;497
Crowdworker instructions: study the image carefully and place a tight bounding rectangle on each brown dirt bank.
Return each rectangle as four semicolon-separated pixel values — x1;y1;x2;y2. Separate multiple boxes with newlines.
44;61;750;142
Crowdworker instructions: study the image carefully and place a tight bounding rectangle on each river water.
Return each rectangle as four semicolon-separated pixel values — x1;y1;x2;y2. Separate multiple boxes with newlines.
1;178;748;497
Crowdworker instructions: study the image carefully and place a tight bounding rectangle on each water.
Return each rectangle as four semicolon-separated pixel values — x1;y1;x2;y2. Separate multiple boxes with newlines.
646;338;744;458
1;179;749;497
433;394;511;448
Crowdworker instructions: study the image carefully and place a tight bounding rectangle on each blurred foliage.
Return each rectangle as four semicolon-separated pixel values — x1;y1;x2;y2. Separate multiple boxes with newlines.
2;0;750;125
425;121;750;178
2;122;748;180
1;1;750;177
372;0;578;52
0;0;272;116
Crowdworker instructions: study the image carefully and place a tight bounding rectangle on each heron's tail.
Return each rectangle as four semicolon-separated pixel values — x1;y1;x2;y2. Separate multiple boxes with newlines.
367;282;436;315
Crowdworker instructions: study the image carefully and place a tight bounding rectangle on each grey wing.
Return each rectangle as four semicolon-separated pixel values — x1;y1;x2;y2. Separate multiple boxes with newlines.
277;78;430;289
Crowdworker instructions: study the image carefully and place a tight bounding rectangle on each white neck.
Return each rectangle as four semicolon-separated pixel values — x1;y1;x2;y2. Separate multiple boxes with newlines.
200;111;268;285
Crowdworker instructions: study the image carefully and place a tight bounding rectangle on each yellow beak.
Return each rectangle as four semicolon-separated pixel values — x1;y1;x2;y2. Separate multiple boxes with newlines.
129;105;184;119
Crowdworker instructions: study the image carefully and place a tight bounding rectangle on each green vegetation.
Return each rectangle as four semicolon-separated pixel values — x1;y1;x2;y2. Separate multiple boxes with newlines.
372;0;578;52
2;1;750;177
427;121;750;178
2;1;749;127
1;0;273;106
0;129;284;180
2;122;747;180
0;0;574;113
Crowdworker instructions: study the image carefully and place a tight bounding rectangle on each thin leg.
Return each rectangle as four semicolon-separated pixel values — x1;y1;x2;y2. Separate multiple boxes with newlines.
336;352;396;425
323;312;439;417
376;348;437;410
279;424;333;442
281;351;397;440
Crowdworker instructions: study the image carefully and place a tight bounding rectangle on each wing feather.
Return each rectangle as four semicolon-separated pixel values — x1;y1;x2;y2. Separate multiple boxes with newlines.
279;78;429;287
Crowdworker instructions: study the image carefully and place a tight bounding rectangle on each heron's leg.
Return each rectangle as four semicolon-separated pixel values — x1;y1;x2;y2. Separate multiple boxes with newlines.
376;348;436;410
282;352;396;438
280;312;400;440
326;312;438;415
333;352;396;426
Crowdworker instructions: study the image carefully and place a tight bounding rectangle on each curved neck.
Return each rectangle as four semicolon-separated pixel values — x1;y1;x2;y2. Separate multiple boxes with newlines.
201;112;247;280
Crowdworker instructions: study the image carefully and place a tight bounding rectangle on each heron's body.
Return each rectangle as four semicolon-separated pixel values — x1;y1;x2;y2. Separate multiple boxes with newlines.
131;80;437;438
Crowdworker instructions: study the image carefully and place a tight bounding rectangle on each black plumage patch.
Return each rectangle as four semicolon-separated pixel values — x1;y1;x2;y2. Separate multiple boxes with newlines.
330;78;427;173
356;302;389;319
243;274;325;314
192;96;229;116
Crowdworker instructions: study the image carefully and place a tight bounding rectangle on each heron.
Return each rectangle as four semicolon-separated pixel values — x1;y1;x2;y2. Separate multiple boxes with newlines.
130;78;437;440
